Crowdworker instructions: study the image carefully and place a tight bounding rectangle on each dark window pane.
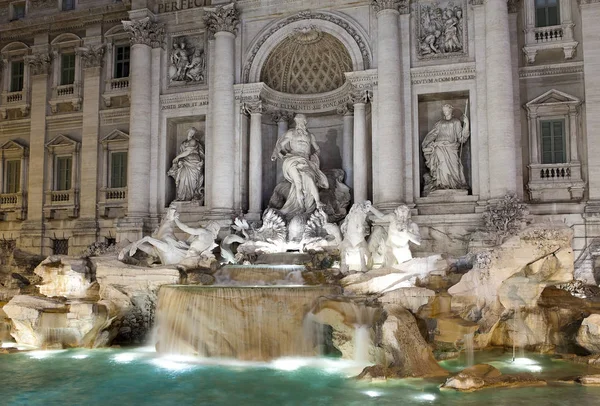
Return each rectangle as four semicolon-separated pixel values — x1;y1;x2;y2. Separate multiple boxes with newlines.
110;152;128;188
13;3;25;20
540;119;566;164
547;7;559;26
10;61;24;92
536;8;547;27
61;54;76;85
62;0;75;11
114;45;131;79
5;160;20;194
53;239;69;255
56;156;72;190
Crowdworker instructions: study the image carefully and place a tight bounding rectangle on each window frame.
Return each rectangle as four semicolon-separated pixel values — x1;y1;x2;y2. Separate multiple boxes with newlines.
0;140;28;197
113;45;130;80
61;0;75;11
4;159;21;194
9;60;24;93
109;150;128;189
539;118;566;164
10;2;26;21
54;155;72;191
60;53;76;86
534;0;560;28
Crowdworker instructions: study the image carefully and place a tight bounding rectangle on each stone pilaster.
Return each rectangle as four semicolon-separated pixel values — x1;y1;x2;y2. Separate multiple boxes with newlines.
350;89;371;203
485;0;517;198
72;44;105;252
119;17;164;240
21;50;52;254
337;104;354;190
203;3;239;217
372;0;406;208
243;100;264;217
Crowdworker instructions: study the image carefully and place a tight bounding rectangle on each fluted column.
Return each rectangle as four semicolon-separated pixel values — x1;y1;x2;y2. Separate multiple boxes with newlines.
122;18;164;221
338;104;354;190
204;3;239;215
351;90;370;203
485;0;517;197
243;100;264;216
372;0;405;208
271;110;292;184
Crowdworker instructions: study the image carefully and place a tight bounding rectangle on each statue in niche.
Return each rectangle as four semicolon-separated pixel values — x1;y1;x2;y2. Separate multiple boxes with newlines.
368;204;422;267
270;114;329;218
421;103;470;196
168;127;205;203
418;1;464;57
169;37;206;84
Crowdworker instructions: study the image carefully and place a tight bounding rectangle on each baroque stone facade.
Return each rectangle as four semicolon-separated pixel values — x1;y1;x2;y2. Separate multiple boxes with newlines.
0;0;597;261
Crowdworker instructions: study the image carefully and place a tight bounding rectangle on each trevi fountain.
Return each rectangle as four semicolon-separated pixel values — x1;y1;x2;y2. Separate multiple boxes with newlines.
2;112;600;405
2;1;600;405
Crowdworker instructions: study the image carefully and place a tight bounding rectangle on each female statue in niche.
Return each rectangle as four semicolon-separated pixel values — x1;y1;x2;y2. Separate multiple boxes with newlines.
422;103;470;195
168;127;205;202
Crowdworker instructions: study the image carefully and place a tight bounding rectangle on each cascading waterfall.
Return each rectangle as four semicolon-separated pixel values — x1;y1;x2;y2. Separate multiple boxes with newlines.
512;307;526;361
463;332;474;367
353;325;371;363
155;285;338;361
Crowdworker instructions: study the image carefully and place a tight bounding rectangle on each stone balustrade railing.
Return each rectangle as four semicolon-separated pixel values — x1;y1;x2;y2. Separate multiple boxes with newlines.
104;187;127;201
109;78;130;91
54;84;76;98
45;189;76;204
533;26;564;43
530;163;576;182
0;192;22;208
3;91;24;104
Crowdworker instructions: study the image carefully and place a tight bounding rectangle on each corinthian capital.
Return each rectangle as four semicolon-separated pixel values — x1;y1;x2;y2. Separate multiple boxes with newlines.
242;100;264;115
270;110;293;124
122;17;165;48
25;53;52;76
203;3;240;35
76;45;105;69
350;87;372;105
371;0;408;13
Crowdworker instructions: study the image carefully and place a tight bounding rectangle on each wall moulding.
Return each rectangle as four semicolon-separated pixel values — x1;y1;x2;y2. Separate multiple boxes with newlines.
411;62;475;85
160;91;209;112
518;61;584;79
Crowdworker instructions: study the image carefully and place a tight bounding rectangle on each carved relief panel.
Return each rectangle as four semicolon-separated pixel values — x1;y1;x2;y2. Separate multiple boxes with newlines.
168;34;206;87
416;0;467;60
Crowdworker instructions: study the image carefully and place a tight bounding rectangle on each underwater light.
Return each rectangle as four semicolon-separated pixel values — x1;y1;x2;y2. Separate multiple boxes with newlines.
71;354;89;360
415;393;436;401
363;390;382;398
512;358;537;365
271;358;311;371
28;350;66;359
112;352;138;363
150;357;195;372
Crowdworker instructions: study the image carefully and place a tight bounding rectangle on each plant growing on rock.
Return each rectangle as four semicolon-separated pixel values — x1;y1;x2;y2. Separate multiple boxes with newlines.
483;194;528;245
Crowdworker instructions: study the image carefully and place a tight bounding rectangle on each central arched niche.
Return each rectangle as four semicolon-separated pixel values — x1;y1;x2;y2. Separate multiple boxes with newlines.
260;28;352;95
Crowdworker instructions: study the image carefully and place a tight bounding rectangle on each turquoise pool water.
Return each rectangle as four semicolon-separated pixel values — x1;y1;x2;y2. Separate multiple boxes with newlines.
1;348;600;406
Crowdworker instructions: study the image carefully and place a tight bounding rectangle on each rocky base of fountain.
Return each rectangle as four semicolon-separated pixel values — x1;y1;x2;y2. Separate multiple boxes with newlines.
2;224;600;381
441;364;547;392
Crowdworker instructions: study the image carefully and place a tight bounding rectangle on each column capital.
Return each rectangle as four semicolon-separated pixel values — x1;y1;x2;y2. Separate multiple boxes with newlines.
350;88;372;105
242;100;264;115
204;3;240;36
25;52;52;76
76;45;105;69
371;0;409;14
270;110;293;124
122;17;165;48
337;104;354;116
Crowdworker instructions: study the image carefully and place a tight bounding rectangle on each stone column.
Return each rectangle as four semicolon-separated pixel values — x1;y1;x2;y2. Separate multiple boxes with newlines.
21;51;51;254
243;100;264;217
372;0;404;208
204;3;239;216
351;89;371;203
72;44;105;251
581;0;600;202
527;111;539;164
338;104;354;190
485;0;517;198
120;17;164;240
271;110;292;184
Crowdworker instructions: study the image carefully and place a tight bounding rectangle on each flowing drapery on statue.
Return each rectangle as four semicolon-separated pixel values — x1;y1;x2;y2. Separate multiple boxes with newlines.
421;103;470;195
168;127;205;202
271;114;329;217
